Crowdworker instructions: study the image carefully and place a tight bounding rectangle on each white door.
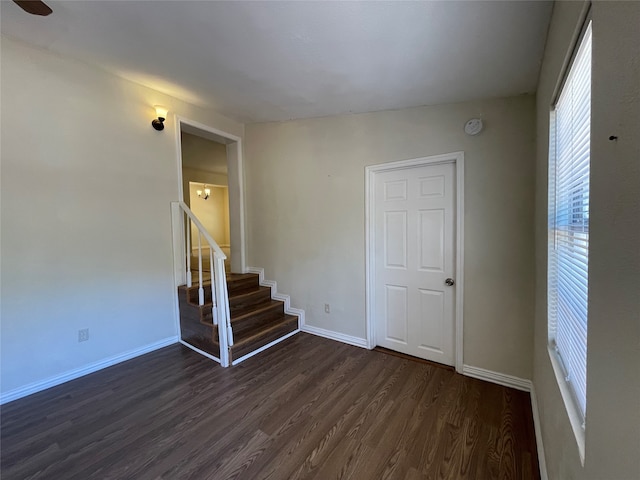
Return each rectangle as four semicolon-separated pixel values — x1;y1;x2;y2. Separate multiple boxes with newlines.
373;162;456;365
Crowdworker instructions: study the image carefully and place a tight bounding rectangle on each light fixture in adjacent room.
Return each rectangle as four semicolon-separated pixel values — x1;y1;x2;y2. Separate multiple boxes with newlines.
197;186;211;200
151;105;168;131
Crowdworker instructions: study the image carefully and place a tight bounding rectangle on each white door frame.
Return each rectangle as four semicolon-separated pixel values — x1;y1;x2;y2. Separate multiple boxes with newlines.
174;116;246;274
365;151;465;373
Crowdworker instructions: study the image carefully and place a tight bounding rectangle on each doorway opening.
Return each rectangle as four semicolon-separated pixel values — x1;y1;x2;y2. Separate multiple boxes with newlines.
175;118;245;275
181;131;230;270
187;181;230;271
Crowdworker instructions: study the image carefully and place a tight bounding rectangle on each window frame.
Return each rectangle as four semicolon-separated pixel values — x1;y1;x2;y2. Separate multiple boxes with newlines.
547;12;592;465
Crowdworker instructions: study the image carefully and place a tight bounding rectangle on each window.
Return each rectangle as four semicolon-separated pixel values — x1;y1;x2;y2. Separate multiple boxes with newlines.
548;20;592;425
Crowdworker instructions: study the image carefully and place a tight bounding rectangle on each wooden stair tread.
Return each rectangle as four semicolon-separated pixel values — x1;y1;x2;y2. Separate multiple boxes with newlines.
226;273;259;281
184;273;261;296
196;312;297;344
178;285;278;321
230;285;271;301
180;272;258;288
230;299;283;323
232;314;298;347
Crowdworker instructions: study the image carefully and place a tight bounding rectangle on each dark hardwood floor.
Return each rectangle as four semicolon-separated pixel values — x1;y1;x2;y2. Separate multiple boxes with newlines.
1;333;539;479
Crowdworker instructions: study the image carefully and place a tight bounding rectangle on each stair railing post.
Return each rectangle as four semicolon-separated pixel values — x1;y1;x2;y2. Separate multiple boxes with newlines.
186;215;192;287
215;255;230;367
209;246;218;326
221;272;234;347
197;232;204;306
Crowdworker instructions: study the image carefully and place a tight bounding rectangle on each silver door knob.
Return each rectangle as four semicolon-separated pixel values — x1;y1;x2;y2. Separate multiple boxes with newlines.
445;278;455;286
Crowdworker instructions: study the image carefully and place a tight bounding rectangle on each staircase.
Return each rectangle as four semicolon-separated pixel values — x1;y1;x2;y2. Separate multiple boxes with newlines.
178;272;299;364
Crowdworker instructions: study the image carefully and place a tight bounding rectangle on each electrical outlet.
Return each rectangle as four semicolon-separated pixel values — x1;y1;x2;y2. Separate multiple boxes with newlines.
78;328;89;342
324;304;330;314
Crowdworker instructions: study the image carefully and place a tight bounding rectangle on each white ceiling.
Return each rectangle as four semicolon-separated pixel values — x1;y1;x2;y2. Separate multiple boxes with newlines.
0;0;553;123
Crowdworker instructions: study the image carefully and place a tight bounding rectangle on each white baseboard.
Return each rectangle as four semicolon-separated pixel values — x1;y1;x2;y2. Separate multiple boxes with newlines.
462;365;548;480
179;340;221;364
301;324;368;349
245;266;305;327
0;336;179;405
462;364;532;392
231;329;300;366
529;385;549;480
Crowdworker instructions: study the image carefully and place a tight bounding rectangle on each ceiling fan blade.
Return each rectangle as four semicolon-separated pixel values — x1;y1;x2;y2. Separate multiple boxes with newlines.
13;0;52;16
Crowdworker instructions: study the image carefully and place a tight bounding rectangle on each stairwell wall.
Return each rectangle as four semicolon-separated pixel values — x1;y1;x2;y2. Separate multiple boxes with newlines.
244;95;536;380
0;36;244;399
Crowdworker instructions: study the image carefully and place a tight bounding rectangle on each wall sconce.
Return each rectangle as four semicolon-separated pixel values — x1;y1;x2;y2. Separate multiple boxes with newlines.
197;186;211;200
151;105;169;131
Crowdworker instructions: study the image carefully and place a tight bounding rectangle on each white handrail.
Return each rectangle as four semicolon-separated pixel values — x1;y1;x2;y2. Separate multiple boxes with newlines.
172;201;232;367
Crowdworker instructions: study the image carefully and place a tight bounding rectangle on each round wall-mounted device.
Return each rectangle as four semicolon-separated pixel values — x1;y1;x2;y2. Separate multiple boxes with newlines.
464;118;484;136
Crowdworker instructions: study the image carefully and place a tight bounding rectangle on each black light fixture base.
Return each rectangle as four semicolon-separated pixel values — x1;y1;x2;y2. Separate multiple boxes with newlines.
152;118;165;131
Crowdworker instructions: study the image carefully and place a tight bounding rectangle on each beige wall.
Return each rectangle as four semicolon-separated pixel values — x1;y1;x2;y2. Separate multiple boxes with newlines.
189;183;231;248
246;95;536;379
181;132;228;175
534;2;640;478
181;167;228;209
0;36;243;397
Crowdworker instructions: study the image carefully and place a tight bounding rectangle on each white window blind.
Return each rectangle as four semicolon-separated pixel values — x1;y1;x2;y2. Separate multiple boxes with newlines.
548;21;592;421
